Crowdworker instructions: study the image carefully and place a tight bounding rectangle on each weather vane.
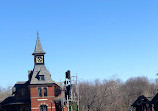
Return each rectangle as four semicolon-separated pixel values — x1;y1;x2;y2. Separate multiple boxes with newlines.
37;30;39;37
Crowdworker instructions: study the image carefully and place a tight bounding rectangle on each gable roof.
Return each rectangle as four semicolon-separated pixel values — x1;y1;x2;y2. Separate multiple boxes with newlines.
0;96;15;105
151;93;158;104
13;81;30;94
30;65;55;84
131;95;150;107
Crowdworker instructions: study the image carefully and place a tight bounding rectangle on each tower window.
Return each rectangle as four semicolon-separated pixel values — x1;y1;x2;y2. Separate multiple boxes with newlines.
38;87;42;97
43;88;47;96
39;75;45;81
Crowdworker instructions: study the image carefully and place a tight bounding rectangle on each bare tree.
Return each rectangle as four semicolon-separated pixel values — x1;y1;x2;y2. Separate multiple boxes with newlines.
121;77;150;110
0;86;12;102
79;79;122;111
78;76;158;111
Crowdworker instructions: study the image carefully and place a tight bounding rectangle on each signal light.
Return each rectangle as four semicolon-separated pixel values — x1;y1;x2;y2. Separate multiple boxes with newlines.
66;70;70;79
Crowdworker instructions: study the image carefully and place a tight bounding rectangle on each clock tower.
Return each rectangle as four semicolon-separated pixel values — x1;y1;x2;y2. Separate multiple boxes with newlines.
0;33;67;111
29;34;54;84
32;35;45;65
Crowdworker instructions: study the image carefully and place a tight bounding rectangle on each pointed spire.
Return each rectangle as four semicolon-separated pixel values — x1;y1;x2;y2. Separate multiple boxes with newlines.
32;32;45;55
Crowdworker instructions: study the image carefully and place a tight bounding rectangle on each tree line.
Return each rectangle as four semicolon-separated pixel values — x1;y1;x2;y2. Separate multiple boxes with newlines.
0;86;12;103
0;76;158;111
79;77;158;111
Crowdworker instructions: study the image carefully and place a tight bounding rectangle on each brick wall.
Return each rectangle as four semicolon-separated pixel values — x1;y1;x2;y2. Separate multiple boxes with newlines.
12;83;68;111
30;84;67;111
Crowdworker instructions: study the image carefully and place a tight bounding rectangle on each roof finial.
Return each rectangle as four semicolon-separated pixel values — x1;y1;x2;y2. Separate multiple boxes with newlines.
37;30;39;37
32;31;45;55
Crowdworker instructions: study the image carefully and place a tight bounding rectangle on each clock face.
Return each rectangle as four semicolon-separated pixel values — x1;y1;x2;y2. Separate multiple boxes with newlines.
36;56;43;63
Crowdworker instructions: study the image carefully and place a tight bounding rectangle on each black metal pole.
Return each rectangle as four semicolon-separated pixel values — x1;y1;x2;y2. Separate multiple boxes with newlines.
51;100;52;111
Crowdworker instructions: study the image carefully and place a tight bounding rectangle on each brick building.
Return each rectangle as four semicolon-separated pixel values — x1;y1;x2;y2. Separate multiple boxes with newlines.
0;35;67;111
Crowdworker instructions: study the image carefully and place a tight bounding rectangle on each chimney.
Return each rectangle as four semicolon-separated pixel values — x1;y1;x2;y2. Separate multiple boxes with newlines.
28;70;33;81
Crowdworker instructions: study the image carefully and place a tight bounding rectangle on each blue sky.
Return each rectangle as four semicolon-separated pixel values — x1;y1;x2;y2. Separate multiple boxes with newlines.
0;0;158;86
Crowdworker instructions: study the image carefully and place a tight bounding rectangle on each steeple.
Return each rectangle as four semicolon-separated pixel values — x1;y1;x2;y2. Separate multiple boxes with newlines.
32;32;45;55
30;32;54;84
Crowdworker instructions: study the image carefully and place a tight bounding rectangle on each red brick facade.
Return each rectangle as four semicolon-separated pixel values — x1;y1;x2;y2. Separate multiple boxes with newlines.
30;84;65;111
0;36;68;111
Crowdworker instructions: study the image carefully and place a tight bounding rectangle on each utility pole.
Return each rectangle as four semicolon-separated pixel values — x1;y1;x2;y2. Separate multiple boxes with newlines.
64;70;79;111
67;95;69;111
70;73;73;111
76;73;79;111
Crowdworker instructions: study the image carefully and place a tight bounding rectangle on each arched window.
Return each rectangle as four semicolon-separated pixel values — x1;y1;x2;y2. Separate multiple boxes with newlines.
39;105;47;111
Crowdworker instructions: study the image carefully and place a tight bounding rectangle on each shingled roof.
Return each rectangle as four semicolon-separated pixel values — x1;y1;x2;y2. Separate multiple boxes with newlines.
30;36;54;84
32;36;45;55
30;65;55;84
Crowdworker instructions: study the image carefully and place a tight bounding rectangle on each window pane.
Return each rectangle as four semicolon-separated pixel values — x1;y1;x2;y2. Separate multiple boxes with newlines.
44;88;47;96
39;75;45;81
38;87;42;97
41;76;45;80
55;86;58;97
22;90;25;98
40;105;47;111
